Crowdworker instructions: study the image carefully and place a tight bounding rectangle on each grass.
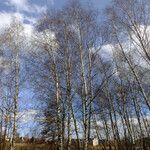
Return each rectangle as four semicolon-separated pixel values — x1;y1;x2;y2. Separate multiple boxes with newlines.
15;143;54;150
15;144;116;150
3;143;150;150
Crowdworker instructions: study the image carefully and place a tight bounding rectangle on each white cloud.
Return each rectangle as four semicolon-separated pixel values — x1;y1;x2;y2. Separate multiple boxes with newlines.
23;23;34;37
0;12;12;29
0;12;24;29
100;44;113;61
6;0;47;14
0;12;34;38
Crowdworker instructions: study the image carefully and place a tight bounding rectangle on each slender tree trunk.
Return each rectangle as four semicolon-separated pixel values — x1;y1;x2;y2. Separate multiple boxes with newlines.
56;75;63;150
71;104;81;150
11;53;19;150
52;56;63;150
3;116;8;150
64;26;72;150
0;110;3;150
88;49;93;141
78;24;89;150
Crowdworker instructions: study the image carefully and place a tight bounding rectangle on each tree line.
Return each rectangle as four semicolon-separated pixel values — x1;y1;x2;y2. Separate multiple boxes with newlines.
0;0;149;150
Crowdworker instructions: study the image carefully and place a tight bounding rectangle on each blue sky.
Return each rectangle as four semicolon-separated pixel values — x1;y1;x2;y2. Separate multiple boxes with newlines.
0;0;111;137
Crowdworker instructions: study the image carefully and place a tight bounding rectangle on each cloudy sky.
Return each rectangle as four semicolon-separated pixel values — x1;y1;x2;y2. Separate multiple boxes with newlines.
0;0;111;137
0;0;111;43
0;0;111;27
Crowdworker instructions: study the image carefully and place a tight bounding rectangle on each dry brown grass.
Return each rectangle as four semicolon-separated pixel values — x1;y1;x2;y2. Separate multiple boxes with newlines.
3;143;150;150
15;144;116;150
15;143;54;150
